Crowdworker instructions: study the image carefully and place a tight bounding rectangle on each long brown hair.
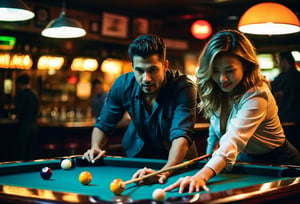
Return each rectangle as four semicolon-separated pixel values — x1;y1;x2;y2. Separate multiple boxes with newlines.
196;29;268;118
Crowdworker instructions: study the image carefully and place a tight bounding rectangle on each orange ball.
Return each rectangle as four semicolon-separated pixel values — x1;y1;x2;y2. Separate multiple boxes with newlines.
110;178;125;195
79;171;92;185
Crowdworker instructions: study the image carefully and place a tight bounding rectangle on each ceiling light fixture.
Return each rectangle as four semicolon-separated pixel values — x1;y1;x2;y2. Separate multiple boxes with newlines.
41;0;86;38
0;0;35;21
238;2;300;35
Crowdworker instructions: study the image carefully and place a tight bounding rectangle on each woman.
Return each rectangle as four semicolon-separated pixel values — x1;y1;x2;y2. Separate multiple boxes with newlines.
165;30;300;194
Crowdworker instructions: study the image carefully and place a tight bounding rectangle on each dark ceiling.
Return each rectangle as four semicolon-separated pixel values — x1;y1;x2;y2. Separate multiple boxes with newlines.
21;0;300;52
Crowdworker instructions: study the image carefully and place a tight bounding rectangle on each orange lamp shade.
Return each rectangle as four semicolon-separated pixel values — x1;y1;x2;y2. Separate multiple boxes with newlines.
238;2;300;35
191;20;212;39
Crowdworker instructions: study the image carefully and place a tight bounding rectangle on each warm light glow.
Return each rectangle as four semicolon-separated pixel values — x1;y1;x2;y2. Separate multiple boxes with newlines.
4;79;12;94
76;82;91;99
101;58;123;75
291;51;300;61
71;58;98;71
76;72;92;99
257;54;274;69
0;53;32;69
122;60;132;74
191;20;212;39
37;56;65;70
3;186;80;202
0;0;35;22
238;2;300;35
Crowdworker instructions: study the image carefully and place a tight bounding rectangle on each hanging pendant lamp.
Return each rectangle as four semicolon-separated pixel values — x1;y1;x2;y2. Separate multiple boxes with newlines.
41;0;86;38
238;2;300;35
0;0;35;21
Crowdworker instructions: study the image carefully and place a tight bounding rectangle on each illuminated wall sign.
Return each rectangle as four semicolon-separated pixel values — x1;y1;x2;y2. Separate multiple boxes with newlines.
37;55;65;70
191;20;212;40
71;58;98;71
0;36;16;50
257;53;274;69
101;58;122;75
0;53;33;69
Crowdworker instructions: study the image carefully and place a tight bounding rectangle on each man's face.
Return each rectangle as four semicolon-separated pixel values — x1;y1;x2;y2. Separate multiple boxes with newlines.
94;83;103;94
132;54;168;96
279;57;289;72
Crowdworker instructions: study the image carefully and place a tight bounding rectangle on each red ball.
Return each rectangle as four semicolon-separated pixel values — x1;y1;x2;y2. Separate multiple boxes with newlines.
40;167;52;180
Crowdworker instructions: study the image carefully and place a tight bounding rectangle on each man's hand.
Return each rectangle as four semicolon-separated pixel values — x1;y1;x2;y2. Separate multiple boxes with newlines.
131;167;169;185
82;147;106;163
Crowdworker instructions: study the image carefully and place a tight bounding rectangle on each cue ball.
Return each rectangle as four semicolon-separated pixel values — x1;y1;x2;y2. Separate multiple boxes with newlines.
79;171;92;185
152;188;166;202
40;167;52;180
61;159;72;170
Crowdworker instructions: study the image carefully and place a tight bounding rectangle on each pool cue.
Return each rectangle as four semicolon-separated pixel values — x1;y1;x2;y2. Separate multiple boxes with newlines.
124;153;212;185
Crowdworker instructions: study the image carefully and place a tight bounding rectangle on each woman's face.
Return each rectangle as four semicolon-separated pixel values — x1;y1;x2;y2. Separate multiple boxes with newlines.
212;54;244;93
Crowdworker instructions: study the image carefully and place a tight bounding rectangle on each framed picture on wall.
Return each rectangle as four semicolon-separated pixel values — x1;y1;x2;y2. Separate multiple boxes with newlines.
132;18;149;38
101;12;128;38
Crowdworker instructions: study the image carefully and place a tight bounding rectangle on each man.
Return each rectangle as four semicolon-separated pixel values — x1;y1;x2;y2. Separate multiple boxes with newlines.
15;74;39;160
83;34;198;184
271;51;300;152
91;78;107;118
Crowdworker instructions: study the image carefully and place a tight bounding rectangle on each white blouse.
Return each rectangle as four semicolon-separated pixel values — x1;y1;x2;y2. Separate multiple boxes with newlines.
205;82;285;174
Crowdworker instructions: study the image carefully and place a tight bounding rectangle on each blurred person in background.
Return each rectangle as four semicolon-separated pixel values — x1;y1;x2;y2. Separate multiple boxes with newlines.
271;51;300;152
15;74;39;161
91;78;107;118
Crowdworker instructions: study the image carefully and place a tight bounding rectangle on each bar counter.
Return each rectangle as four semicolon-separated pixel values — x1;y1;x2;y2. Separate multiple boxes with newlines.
0;117;209;129
0;117;209;162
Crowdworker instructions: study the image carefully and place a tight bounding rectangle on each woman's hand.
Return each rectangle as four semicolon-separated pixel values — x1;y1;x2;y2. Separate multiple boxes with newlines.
131;167;169;185
82;147;106;163
164;175;210;193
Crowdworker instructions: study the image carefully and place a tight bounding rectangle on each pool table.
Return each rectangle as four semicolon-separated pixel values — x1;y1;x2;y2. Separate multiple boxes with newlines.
0;156;299;203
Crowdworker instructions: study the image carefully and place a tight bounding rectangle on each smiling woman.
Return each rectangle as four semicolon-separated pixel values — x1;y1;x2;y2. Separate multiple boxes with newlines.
164;29;300;194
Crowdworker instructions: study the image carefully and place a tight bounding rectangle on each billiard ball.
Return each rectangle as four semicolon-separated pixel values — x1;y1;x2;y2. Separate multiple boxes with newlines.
79;171;92;185
61;159;72;170
152;188;166;202
110;178;125;195
40;167;52;180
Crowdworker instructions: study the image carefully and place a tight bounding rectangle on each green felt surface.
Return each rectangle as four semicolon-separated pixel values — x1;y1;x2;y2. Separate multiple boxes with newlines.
0;160;285;202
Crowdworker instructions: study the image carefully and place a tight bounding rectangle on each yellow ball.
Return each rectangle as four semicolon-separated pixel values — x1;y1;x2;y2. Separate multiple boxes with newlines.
79;171;92;185
110;178;125;195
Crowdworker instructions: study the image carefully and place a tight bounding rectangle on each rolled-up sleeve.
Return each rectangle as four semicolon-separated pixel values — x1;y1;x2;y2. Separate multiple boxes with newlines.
169;80;198;145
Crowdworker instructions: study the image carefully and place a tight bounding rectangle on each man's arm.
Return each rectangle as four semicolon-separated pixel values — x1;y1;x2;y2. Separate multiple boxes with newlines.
131;137;190;184
162;137;190;175
82;127;108;163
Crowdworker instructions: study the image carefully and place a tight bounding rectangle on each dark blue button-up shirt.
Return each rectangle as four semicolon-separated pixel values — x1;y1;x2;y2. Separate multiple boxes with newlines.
94;70;198;158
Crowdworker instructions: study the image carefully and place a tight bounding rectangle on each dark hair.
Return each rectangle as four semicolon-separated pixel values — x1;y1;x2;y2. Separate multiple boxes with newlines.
128;34;166;63
279;51;295;65
16;74;30;85
92;79;103;88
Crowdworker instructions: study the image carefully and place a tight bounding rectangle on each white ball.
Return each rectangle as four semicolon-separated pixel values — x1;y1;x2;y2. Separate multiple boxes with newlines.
152;188;166;202
61;159;72;170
